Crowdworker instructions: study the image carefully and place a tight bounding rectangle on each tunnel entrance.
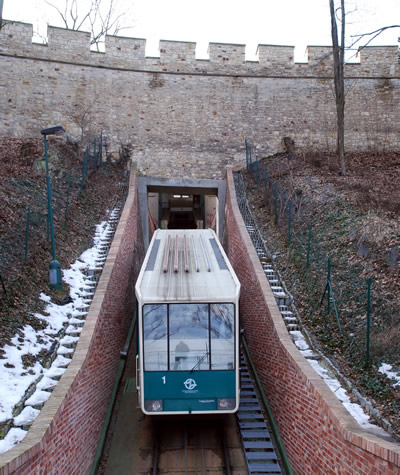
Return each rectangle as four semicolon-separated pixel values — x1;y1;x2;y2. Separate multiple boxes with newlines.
138;177;226;249
148;193;218;231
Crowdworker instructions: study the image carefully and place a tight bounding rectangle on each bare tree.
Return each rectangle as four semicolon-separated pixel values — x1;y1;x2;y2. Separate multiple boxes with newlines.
328;0;399;177
329;0;346;176
64;97;101;147
0;0;4;30
46;0;129;51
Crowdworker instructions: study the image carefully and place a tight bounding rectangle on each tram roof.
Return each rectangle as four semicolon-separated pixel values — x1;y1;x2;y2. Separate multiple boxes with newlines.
135;229;240;304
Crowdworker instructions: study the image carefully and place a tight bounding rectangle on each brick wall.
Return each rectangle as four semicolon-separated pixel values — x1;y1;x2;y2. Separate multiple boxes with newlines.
0;22;399;179
0;166;145;474
224;167;400;473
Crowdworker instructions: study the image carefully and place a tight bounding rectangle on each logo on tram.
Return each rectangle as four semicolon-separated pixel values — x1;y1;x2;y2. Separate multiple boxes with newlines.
183;378;197;391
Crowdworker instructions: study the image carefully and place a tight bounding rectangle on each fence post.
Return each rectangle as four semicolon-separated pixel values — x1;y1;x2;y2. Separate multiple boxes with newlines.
306;224;312;268
255;155;260;186
366;278;372;366
327;258;331;314
81;146;89;192
245;138;249;170
93;137;96;168
288;200;292;246
65;171;72;219
249;144;253;174
320;258;343;335
274;182;279;225
99;131;103;167
0;274;6;295
250;152;253;178
24;206;31;263
264;165;269;191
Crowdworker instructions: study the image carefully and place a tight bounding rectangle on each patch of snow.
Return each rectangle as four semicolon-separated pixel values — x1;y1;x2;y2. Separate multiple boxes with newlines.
292;330;386;432
59;335;79;346
39;293;51;303
290;330;311;351
57;346;74;355
36;377;58;391
0;429;27;455
344;402;371;426
0;210;118;453
299;349;315;358
379;363;400;387
52;355;71;368
25;390;51;406
14;407;40;426
45;367;67;379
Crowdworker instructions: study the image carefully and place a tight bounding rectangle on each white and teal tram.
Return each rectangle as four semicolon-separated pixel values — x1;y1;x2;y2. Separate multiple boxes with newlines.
135;229;241;415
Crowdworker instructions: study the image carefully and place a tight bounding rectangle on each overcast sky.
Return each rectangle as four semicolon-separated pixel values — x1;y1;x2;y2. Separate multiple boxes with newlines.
3;0;399;61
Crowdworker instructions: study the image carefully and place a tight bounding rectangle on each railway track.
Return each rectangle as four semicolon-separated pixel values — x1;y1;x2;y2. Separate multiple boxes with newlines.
145;351;284;475
150;416;246;474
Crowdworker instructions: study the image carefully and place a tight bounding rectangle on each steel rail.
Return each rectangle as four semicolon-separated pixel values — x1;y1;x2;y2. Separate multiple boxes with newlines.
152;437;160;475
221;425;232;475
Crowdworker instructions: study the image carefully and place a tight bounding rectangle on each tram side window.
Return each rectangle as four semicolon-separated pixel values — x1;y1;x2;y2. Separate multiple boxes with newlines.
210;303;234;370
169;304;209;371
143;304;168;371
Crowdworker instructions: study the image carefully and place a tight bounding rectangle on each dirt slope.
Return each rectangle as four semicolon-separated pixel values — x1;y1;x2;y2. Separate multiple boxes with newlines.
242;150;400;439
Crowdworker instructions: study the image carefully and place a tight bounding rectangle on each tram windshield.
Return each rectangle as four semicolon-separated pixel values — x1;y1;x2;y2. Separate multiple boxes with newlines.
143;303;235;371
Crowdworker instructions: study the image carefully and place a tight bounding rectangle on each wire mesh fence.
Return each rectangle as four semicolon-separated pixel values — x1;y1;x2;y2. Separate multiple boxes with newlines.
243;139;399;364
0;134;105;291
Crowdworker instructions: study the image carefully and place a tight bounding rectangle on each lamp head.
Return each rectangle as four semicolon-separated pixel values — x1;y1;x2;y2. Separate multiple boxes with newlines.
41;126;65;136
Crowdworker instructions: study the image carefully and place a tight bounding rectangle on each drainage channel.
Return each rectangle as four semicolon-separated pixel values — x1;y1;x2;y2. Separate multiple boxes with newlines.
238;351;282;474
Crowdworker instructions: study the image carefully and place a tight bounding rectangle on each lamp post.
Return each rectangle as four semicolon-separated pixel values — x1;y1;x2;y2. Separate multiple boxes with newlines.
41;125;65;290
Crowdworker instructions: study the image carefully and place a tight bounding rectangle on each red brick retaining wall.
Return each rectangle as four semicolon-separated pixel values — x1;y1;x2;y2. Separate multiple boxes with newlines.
225;167;400;474
0;165;144;474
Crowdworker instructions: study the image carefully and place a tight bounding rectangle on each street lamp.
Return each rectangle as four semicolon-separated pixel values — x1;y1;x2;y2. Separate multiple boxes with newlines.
41;125;65;290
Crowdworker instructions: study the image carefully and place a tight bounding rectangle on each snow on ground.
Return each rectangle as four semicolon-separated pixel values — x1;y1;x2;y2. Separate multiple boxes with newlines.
379;363;400;388
0;210;118;455
290;330;398;437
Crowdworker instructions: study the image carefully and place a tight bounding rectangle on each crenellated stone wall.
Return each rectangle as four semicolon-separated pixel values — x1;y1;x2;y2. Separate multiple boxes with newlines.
0;21;399;178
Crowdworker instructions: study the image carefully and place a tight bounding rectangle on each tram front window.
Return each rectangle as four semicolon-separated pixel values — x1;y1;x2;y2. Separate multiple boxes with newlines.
170;304;209;371
143;303;235;371
210;303;234;370
143;304;168;371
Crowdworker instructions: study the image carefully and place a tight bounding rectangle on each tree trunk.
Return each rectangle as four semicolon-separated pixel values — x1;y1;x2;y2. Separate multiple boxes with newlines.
329;0;346;176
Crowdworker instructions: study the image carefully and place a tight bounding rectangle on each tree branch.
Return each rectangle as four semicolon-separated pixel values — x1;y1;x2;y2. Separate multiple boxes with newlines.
350;25;400;51
46;0;129;49
45;0;69;29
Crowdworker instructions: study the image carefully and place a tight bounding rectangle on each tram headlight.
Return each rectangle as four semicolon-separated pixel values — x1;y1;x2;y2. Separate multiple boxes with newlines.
217;398;235;410
144;399;163;412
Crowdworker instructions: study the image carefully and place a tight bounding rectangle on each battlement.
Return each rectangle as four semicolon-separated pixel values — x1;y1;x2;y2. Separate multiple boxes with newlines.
159;39;196;63
0;21;398;76
208;42;246;65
